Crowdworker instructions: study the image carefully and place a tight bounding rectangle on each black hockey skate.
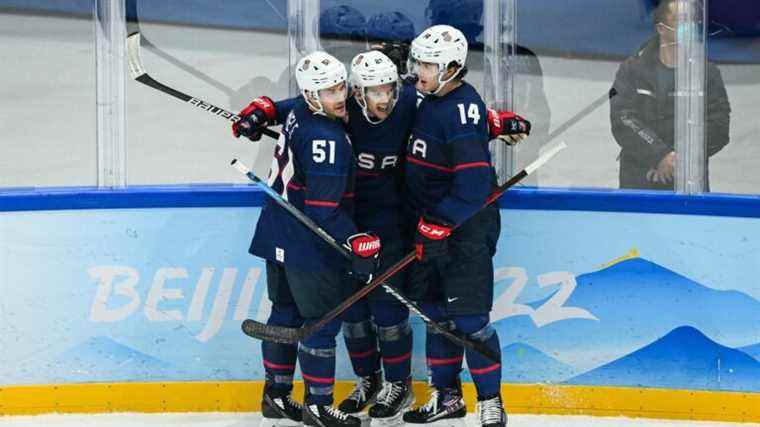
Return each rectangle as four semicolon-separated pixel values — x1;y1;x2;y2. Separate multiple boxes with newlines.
303;403;361;427
261;384;303;427
403;383;466;427
337;370;382;414
477;394;507;427
368;378;414;426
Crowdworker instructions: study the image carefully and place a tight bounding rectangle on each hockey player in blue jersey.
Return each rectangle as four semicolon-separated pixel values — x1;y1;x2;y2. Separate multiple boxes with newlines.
333;51;419;424
401;25;529;427
238;51;420;425
234;51;383;427
234;47;529;427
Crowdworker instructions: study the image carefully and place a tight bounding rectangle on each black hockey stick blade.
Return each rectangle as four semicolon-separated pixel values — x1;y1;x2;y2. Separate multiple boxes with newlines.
241;319;314;344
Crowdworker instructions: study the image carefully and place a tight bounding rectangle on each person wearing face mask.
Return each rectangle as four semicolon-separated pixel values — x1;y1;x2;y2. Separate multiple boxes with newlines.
610;0;730;190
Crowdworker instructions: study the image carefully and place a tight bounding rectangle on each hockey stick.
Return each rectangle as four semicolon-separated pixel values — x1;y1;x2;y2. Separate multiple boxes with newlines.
231;160;501;363
240;142;567;349
141;36;236;97
126;32;279;140
533;89;614;147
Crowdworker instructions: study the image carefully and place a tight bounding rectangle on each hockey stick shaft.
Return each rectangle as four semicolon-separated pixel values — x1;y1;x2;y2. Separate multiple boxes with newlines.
232;161;501;361
141;36;236;96
126;32;278;139
535;90;614;147
307;141;567;328
241;142;566;349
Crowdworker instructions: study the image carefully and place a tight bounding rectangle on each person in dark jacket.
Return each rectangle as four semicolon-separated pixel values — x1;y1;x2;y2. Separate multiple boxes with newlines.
610;0;730;190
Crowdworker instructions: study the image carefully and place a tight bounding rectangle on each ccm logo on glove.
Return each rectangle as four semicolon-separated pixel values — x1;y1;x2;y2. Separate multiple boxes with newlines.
417;219;452;240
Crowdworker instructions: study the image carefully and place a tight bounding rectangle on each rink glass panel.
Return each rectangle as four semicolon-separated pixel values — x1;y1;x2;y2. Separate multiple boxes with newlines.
706;35;760;195
124;0;290;185
0;6;96;187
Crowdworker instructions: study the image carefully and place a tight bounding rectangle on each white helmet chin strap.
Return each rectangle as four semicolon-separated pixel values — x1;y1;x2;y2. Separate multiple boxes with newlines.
357;87;397;125
304;90;327;116
357;92;381;125
427;65;462;96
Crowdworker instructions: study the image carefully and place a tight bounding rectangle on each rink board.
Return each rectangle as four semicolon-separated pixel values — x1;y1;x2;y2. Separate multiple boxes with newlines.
1;186;759;421
1;381;759;423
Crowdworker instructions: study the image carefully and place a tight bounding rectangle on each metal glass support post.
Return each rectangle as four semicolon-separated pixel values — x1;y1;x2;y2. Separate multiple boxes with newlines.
483;0;516;184
674;0;707;194
288;0;321;97
94;0;127;188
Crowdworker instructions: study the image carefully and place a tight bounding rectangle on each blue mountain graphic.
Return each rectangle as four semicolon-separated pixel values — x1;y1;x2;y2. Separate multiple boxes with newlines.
492;257;760;375
566;326;760;392
54;336;173;382
461;342;577;384
739;343;760;361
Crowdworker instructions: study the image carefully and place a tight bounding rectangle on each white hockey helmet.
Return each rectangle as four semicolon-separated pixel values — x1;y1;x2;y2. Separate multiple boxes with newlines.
295;51;347;113
350;50;399;124
408;25;468;95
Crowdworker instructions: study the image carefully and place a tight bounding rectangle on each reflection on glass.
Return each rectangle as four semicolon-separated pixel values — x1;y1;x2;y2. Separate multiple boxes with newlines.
610;0;730;191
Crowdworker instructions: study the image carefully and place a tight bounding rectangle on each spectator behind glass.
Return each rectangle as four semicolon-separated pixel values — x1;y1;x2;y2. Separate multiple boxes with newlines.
610;0;730;191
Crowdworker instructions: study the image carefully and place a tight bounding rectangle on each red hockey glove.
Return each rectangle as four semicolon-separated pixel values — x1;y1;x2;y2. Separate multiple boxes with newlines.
232;96;277;142
345;232;382;283
487;109;531;145
415;215;453;261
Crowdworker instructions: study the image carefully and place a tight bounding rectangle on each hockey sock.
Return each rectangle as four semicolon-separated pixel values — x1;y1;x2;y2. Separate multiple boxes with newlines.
262;303;303;395
342;301;381;377
452;314;502;398
299;317;341;406
371;300;412;382
422;302;464;389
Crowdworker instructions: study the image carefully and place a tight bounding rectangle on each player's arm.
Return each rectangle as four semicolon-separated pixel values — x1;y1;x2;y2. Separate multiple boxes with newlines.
430;104;493;226
610;62;673;167
232;96;299;141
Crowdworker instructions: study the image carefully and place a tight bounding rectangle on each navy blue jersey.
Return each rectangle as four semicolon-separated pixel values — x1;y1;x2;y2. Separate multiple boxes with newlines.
273;83;420;241
347;82;418;239
250;98;357;270
405;82;495;226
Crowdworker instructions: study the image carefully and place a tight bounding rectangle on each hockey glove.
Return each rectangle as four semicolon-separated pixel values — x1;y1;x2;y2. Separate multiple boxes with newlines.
415;215;453;261
487;109;531;146
345;232;382;283
232;96;277;142
371;41;411;76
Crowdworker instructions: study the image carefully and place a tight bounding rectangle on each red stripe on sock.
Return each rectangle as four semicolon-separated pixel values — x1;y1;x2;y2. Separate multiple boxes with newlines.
263;359;296;370
469;363;501;375
302;373;335;384
383;352;411;364
349;348;377;358
426;356;464;366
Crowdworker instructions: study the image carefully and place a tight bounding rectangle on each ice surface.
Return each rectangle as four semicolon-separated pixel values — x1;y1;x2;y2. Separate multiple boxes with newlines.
0;413;754;427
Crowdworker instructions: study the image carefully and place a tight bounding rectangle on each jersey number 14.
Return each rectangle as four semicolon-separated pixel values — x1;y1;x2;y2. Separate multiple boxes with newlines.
457;103;481;125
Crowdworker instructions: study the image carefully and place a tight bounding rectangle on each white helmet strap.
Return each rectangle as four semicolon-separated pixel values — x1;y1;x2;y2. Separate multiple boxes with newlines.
433;63;463;95
303;90;327;117
355;84;398;125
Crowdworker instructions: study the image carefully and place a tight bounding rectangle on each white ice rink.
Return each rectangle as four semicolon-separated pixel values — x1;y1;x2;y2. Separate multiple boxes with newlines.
0;413;755;427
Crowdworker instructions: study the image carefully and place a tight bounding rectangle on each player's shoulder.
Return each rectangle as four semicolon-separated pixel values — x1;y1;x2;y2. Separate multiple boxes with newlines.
447;82;485;105
433;83;484;117
303;111;348;142
436;83;488;140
